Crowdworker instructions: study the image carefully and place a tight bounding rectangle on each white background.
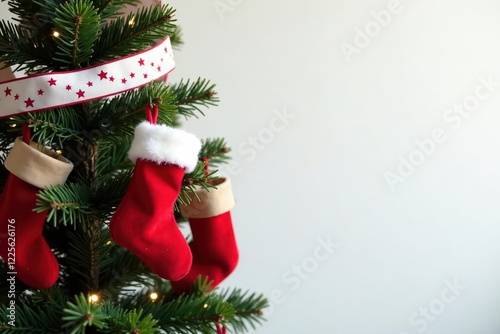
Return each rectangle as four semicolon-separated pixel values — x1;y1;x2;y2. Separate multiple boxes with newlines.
5;0;500;333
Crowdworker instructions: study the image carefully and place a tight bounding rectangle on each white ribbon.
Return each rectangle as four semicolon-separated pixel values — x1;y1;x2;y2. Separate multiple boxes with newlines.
0;36;175;118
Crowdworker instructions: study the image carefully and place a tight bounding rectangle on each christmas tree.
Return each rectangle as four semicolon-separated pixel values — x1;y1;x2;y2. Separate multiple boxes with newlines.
0;0;267;332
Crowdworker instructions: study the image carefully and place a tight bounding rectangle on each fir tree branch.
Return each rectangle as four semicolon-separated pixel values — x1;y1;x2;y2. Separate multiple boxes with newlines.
63;227;114;293
72;16;81;67
92;82;177;144
30;286;70;306
0;303;65;333
52;0;100;69
92;4;176;62
35;183;94;227
170;25;183;49
115;308;158;334
219;288;269;333
0;20;56;73
178;161;218;208
199;138;231;168
138;294;235;334
5;108;84;148
97;0;114;14
98;248;153;300
10;0;57;36
115;11;171;47
95;140;133;181
93;169;133;221
62;293;107;333
173;78;219;118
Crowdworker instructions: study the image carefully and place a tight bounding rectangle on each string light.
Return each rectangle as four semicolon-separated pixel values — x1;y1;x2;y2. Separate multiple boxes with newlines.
52;30;60;38
203;303;209;309
56;150;63;155
106;240;112;245
128;16;135;27
149;292;158;301
8;124;17;128
89;294;100;304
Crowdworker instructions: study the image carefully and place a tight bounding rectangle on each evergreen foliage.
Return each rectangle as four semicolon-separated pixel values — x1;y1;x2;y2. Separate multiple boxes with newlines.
0;0;267;332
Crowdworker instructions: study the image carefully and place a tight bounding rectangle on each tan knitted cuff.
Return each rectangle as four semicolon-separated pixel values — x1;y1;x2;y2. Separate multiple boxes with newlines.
180;177;235;218
4;137;74;189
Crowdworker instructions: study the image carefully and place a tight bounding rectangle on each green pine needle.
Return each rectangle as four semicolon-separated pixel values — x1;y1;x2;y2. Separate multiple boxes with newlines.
92;4;176;62
0;19;55;73
219;288;269;332
92;81;178;143
53;0;101;69
121;309;158;334
173;78;219;118
200;138;231;167
62;293;107;333
140;293;235;334
96;0;141;20
178;161;218;207
35;183;93;227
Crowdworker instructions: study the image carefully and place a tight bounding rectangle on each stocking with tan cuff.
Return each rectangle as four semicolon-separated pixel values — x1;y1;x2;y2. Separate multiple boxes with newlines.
0;137;73;289
171;177;239;293
109;121;201;281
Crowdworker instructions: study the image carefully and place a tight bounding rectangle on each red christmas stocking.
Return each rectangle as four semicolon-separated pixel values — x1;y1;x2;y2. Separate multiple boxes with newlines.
171;177;239;293
109;120;201;281
0;137;73;289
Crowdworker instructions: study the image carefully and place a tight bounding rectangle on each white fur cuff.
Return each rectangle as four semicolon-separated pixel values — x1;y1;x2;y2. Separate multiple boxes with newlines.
128;121;201;173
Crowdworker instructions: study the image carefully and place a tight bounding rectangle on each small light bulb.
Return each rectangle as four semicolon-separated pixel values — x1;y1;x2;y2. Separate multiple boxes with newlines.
56;150;63;155
53;30;60;38
106;240;112;245
128;16;135;26
150;292;158;301
8;124;16;128
203;303;208;308
89;294;99;303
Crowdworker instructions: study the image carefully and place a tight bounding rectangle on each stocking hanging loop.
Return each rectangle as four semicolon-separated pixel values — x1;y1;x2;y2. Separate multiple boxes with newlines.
145;104;159;124
215;321;227;334
22;122;31;144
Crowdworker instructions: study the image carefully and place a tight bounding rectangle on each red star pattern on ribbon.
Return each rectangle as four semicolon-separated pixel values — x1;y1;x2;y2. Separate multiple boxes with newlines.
98;70;108;80
24;98;34;108
0;37;174;118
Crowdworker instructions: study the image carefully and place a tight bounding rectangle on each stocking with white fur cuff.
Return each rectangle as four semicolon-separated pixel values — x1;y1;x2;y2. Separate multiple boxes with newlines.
171;177;239;293
0;137;73;289
109;120;201;281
